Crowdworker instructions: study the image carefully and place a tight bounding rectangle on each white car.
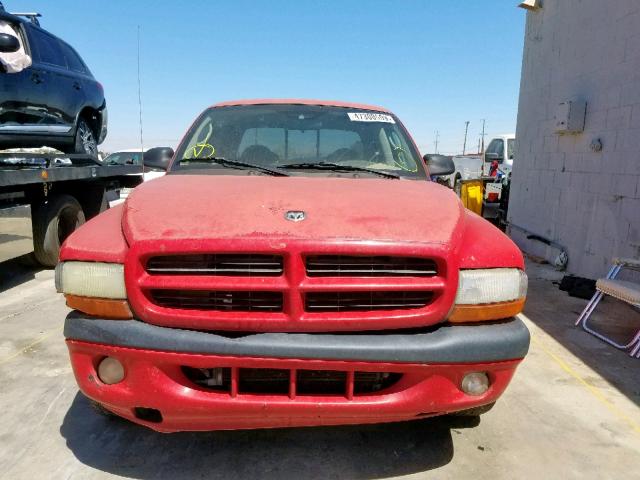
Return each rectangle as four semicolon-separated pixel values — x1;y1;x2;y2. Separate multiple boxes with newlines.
103;147;173;206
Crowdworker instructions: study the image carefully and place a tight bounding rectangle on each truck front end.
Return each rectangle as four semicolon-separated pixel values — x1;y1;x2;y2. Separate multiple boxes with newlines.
57;101;529;432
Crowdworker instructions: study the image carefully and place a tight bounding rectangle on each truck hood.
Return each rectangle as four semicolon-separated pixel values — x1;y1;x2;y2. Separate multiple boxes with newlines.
122;175;464;246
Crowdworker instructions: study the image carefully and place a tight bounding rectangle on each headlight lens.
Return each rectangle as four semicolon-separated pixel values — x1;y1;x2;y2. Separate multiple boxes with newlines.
449;268;527;323
55;261;126;299
455;268;528;304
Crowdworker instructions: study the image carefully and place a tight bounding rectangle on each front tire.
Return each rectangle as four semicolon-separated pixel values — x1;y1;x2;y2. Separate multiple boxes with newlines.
453;175;462;196
32;194;85;267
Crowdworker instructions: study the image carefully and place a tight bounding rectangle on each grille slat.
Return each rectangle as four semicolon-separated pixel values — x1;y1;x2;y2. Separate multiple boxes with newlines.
305;291;433;312
151;290;283;312
306;255;437;277
147;254;283;276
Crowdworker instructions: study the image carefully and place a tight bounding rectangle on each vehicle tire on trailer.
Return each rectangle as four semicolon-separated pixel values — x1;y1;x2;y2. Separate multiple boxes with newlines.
98;191;109;213
451;402;495;417
79;187;109;219
67;118;98;155
32;194;85;267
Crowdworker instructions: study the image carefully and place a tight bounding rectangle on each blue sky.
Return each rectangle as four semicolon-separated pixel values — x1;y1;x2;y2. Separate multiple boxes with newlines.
8;0;525;154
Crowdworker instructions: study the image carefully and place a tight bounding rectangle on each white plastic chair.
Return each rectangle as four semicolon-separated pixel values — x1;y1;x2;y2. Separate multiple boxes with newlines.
575;258;640;358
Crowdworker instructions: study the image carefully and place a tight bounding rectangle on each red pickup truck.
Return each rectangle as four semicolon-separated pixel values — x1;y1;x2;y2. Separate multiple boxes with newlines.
56;100;529;432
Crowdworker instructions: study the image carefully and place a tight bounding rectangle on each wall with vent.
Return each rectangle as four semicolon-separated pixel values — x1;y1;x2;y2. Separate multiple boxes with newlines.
509;0;640;278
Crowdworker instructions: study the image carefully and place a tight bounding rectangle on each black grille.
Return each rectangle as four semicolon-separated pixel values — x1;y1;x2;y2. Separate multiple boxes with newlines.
306;255;437;277
305;291;433;312
151;290;283;312
182;367;232;392
240;368;290;394
181;366;402;396
297;370;347;395
353;372;402;394
146;254;283;276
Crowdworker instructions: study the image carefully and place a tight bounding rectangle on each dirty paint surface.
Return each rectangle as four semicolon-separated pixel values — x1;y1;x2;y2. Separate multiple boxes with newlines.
122;175;464;245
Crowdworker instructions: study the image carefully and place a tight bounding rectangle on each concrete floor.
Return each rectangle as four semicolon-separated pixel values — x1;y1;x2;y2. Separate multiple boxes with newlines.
0;258;638;479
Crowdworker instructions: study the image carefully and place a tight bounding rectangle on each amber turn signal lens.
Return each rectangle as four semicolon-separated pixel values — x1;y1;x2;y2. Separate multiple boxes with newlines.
65;294;133;319
448;298;525;323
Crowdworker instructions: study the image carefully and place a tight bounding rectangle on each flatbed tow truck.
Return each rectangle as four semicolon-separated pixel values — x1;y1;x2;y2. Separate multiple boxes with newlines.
0;152;142;266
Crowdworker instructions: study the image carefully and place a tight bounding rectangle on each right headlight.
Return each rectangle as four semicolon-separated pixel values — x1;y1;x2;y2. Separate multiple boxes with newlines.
55;261;131;319
449;268;527;323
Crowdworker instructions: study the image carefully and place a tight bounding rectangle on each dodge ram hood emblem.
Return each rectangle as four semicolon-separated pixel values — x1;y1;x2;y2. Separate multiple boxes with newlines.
285;210;306;222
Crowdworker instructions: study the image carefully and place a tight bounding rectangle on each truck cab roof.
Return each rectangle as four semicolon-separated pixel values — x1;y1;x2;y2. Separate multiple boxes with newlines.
212;99;391;113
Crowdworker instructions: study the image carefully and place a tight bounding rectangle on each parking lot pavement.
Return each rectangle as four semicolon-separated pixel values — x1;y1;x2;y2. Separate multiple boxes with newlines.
0;258;638;479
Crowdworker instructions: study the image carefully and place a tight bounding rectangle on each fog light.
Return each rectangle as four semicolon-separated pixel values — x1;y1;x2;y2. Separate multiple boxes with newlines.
97;357;125;385
461;372;489;396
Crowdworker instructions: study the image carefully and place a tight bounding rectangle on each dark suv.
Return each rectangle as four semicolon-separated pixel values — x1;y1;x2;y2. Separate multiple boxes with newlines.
0;9;106;154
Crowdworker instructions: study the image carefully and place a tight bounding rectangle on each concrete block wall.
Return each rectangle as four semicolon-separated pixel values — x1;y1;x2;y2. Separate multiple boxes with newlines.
509;0;640;279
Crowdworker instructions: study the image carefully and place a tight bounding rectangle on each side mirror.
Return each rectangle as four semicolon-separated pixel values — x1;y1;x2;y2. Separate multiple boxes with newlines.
144;147;174;171
0;33;20;53
423;154;455;176
485;152;503;163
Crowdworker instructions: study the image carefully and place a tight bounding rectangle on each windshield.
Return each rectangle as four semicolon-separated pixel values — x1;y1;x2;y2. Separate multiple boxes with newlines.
172;104;425;179
103;152;142;165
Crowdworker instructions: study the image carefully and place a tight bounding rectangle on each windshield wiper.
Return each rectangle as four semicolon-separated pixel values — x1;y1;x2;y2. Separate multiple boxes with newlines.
280;162;400;179
180;156;288;177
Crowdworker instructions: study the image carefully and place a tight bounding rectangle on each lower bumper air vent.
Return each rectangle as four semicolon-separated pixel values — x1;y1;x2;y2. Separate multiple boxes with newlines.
181;366;402;397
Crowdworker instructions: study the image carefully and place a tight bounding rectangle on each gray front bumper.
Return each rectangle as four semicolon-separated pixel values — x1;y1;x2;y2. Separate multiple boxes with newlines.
64;313;530;364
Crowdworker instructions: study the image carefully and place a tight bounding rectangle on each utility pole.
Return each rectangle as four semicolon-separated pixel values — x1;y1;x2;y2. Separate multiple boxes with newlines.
434;131;440;154
480;118;487;154
137;25;144;157
477;138;481;154
462;121;470;155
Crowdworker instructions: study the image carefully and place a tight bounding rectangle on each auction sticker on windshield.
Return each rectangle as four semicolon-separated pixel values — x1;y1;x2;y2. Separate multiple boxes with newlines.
347;112;395;123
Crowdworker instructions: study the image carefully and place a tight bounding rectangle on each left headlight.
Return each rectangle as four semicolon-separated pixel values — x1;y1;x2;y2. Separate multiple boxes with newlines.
55;262;131;319
449;268;527;323
56;261;126;298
